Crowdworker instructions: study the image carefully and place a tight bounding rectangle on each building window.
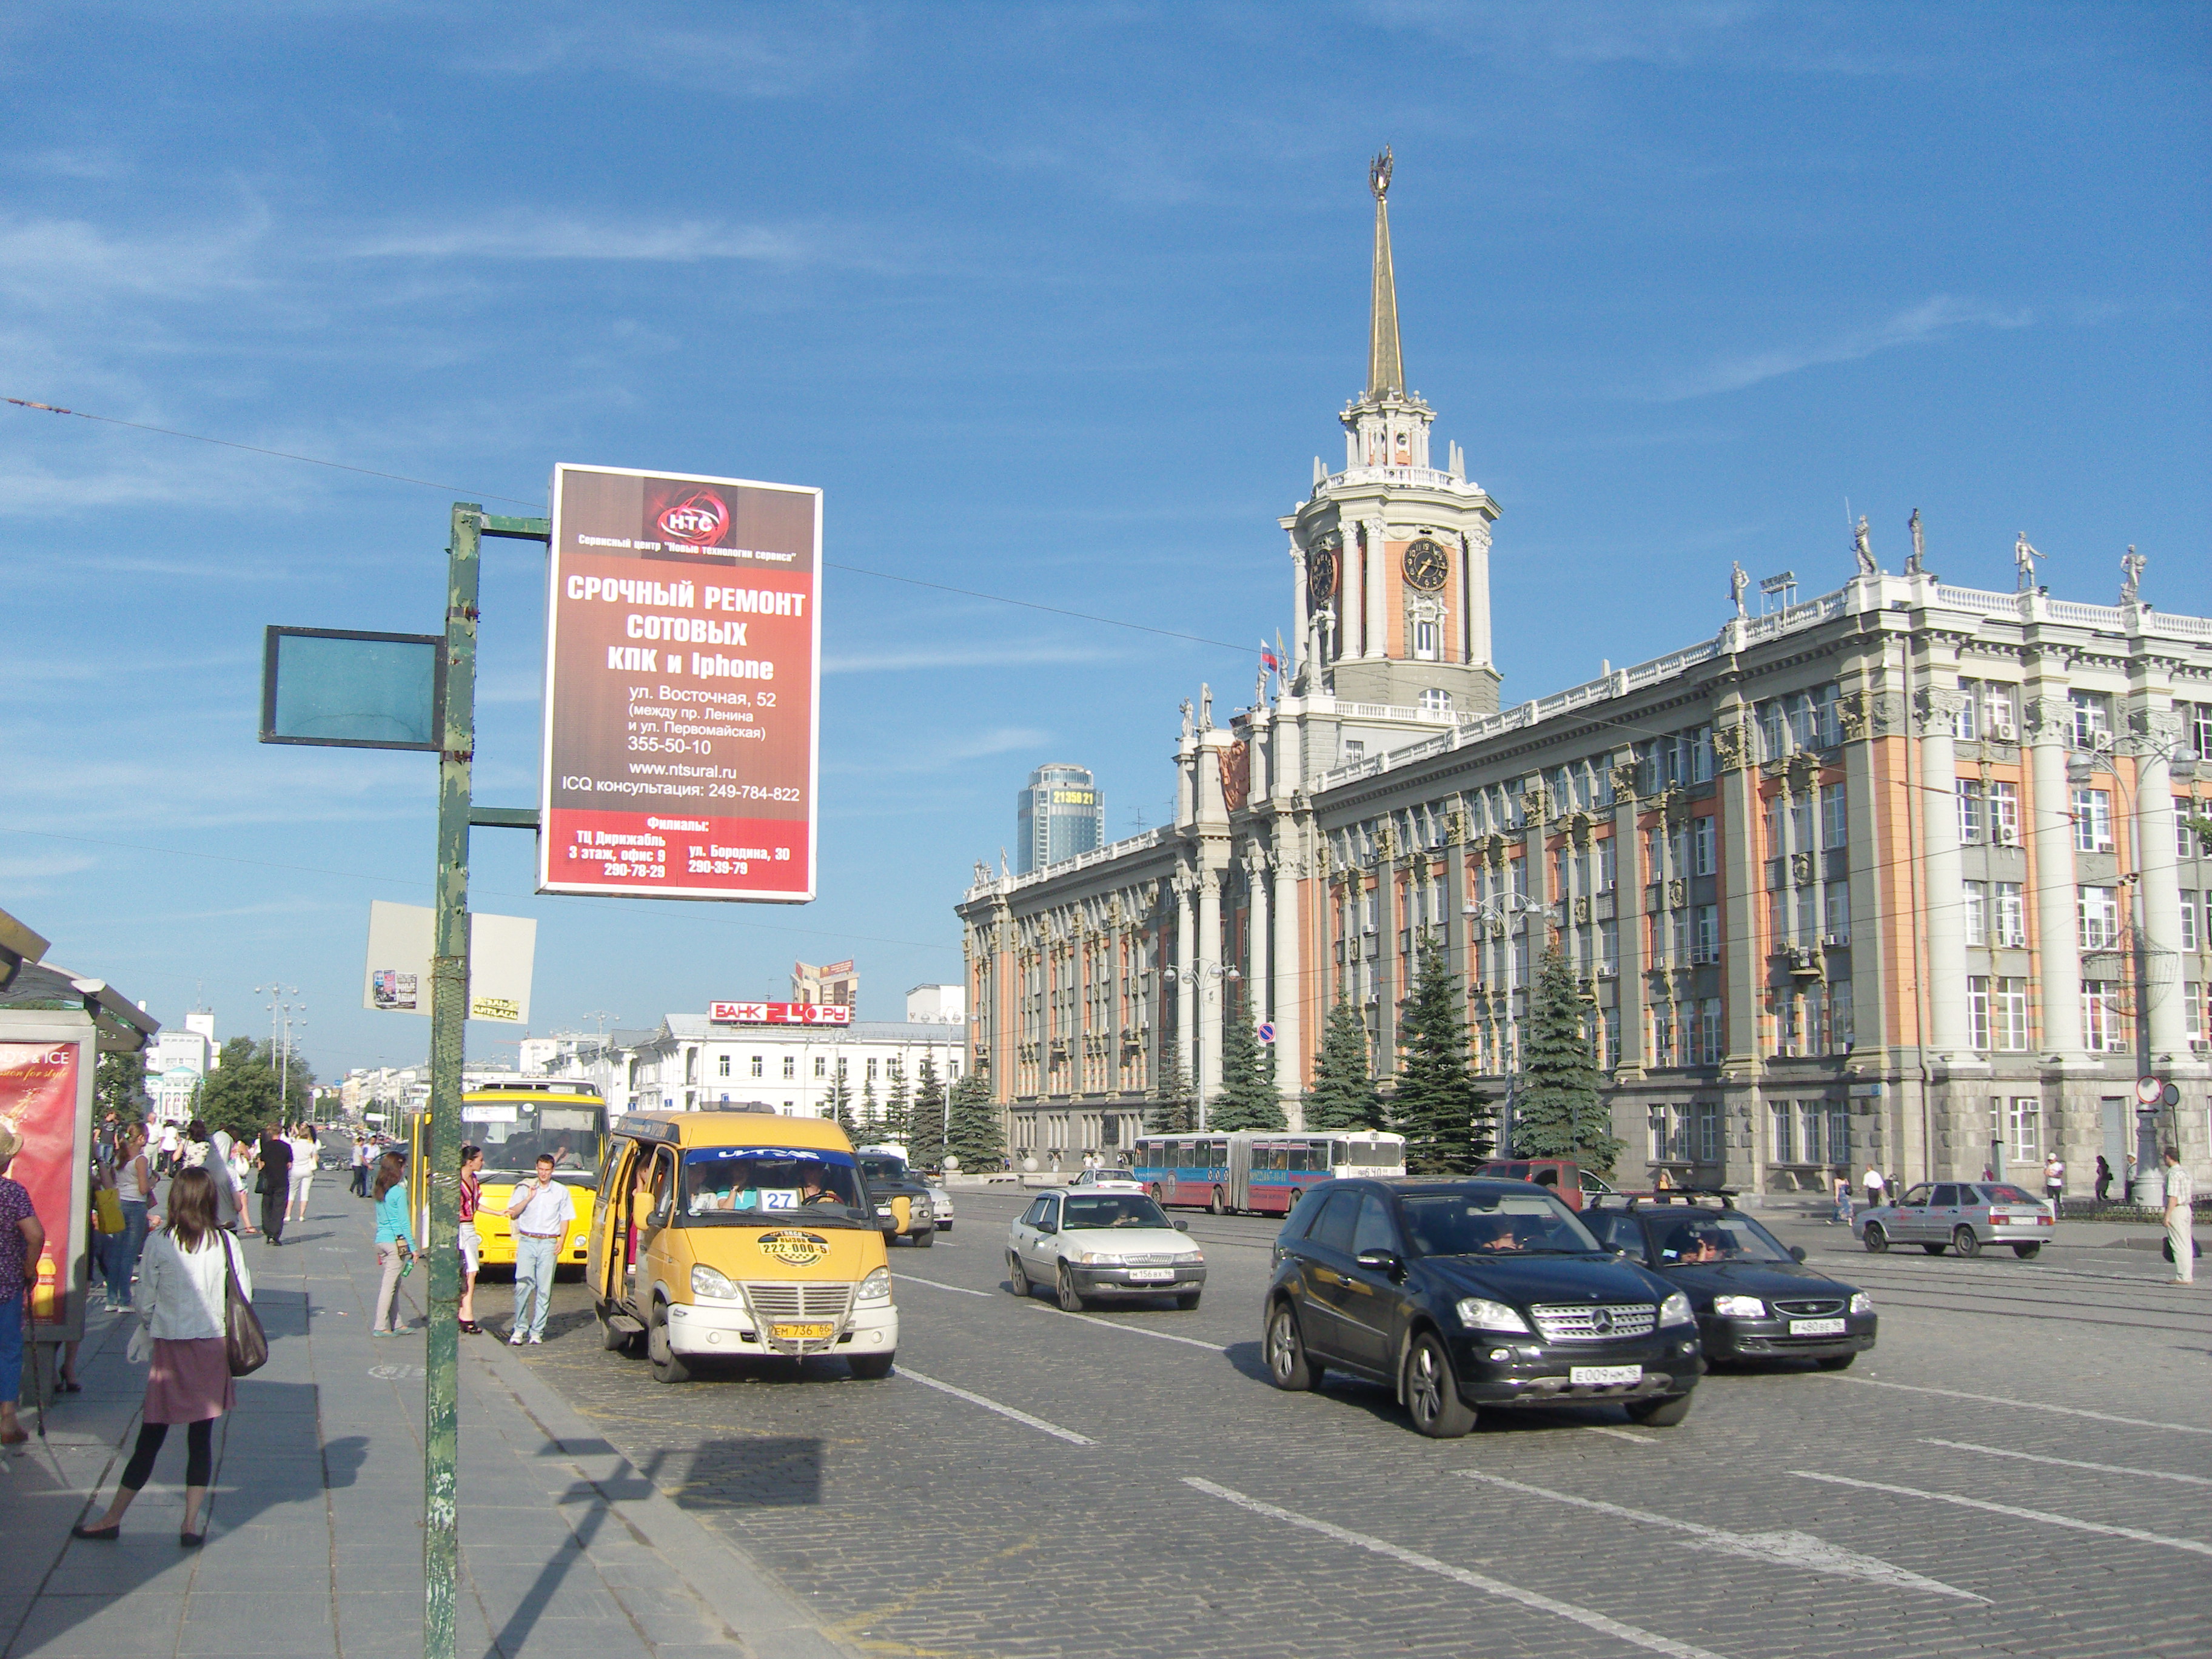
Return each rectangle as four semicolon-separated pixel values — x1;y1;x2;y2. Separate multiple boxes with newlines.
2072;788;2114;854
2080;983;2122;1052
1995;978;2030;1051
866;1057;879;1082
1968;976;1992;1051
1988;780;2019;845
2188;982;2204;1049
1830;980;1853;1047
2192;703;2212;759
1957;782;1984;845
2184;894;2199;954
1692;816;1717;876
1693;905;1720;963
782;1055;797;1079
1822;783;1848;850
1695;996;1725;1065
1770;1100;1795;1164
1952;685;1979;742
1995;882;2026;948
1963;881;1987;947
2079;886;2120;951
1414;622;1439;661
2070;691;2111;749
717;1054;731;1078
1982;685;2017;740
1651;1002;1675;1067
2180;799;2202;860
1692;1101;1721;1163
1996;1097;2041;1167
747;1054;762;1079
1417;686;1450;714
814;1056;827;1079
1799;1101;1828;1165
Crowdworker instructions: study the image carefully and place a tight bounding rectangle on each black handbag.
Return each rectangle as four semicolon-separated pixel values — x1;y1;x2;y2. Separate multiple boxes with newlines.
2162;1236;2202;1263
221;1235;269;1376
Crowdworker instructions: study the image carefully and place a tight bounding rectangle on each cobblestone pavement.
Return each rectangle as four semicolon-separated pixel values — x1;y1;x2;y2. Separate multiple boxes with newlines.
501;1193;2210;1659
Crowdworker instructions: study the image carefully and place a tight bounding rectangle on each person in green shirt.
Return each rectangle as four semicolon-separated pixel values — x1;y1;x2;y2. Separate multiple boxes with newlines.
369;1151;415;1334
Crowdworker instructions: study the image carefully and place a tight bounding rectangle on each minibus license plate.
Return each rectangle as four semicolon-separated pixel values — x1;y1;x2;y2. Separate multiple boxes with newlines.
1788;1318;1846;1336
1127;1269;1176;1281
1570;1365;1641;1386
772;1322;836;1341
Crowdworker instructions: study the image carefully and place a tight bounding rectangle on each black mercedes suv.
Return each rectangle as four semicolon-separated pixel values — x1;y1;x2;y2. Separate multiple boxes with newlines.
1263;1178;1704;1437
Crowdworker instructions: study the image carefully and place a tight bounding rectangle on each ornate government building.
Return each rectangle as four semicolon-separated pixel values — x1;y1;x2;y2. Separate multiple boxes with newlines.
957;153;2212;1198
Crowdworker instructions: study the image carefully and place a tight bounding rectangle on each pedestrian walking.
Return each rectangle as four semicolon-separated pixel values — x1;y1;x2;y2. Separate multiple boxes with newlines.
70;1168;246;1546
2094;1154;2113;1203
2163;1147;2196;1287
349;1136;370;1198
457;1144;484;1335
0;1124;45;1447
158;1122;181;1175
104;1125;157;1310
1831;1175;1852;1227
252;1124;293;1245
2043;1151;2065;1213
1862;1164;1886;1211
504;1153;573;1346
284;1125;318;1224
369;1151;414;1335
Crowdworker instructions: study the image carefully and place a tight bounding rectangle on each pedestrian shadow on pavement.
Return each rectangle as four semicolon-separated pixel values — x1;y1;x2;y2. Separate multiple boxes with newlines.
646;1437;823;1512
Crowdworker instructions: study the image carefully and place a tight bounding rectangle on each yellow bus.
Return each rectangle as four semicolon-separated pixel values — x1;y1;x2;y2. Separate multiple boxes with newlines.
404;1082;606;1277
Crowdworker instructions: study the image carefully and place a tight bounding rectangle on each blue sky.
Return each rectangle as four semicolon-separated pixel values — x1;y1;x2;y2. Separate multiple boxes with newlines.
4;2;2205;1079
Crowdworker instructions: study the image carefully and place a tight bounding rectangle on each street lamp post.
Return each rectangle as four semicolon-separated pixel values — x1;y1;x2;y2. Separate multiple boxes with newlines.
1162;962;1239;1130
1465;895;1543;1152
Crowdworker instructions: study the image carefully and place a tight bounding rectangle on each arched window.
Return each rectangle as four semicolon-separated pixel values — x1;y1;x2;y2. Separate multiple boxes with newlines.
1418;687;1452;716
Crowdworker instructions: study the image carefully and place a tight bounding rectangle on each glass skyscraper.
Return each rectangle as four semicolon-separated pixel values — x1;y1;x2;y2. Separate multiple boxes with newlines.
1016;763;1105;874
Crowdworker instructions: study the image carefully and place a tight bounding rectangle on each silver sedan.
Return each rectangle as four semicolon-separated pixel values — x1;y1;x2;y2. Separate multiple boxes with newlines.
1855;1180;2056;1259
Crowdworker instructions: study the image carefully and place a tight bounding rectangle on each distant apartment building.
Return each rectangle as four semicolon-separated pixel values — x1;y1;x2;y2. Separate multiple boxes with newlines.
1016;764;1105;875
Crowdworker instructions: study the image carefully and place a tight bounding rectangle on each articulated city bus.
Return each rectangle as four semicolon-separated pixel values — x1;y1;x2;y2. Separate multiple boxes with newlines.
404;1082;607;1276
1131;1130;1408;1216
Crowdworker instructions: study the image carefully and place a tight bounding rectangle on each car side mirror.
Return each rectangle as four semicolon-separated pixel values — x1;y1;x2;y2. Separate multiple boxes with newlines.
1789;1245;1808;1262
1355;1247;1404;1278
1173;1219;1189;1232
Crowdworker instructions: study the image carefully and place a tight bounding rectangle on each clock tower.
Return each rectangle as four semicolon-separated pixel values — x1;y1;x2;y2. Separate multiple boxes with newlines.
1284;149;1501;719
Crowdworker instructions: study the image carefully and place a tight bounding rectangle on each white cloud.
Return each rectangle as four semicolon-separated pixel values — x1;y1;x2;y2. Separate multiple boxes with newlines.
345;216;817;264
1649;297;2032;401
0;848;97;896
823;642;1114;674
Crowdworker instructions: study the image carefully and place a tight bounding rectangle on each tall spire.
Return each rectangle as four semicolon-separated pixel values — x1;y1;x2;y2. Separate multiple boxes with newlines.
1366;147;1403;400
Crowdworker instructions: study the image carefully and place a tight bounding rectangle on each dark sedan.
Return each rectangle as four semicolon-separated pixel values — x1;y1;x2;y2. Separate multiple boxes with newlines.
1263;1178;1704;1438
1582;1197;1875;1369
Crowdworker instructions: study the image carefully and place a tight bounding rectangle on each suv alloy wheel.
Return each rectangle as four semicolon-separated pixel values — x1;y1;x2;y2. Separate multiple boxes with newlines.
1404;1331;1476;1438
1265;1302;1319;1391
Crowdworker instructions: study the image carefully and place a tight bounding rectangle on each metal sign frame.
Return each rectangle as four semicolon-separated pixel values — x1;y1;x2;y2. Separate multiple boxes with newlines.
259;625;447;752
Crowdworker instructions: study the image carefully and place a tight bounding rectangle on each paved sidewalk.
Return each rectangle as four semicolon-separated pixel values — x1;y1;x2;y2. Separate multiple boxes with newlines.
0;1187;856;1659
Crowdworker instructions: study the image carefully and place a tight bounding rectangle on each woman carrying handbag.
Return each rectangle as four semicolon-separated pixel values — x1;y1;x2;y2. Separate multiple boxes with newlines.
72;1168;254;1547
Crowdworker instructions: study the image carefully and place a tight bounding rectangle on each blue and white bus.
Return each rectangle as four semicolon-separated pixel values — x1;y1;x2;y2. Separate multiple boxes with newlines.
1131;1130;1407;1216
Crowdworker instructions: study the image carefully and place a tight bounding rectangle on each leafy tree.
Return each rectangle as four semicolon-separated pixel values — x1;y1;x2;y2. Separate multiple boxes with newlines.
908;1055;947;1171
196;1038;281;1139
1392;936;1494;1174
1146;1044;1196;1135
825;1059;854;1136
1209;999;1284;1131
945;1065;1004;1171
1304;999;1384;1131
1512;947;1622;1171
96;1051;147;1122
883;1061;911;1147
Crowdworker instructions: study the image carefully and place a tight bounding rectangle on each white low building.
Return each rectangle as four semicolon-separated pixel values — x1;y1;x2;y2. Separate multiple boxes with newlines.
623;1014;968;1120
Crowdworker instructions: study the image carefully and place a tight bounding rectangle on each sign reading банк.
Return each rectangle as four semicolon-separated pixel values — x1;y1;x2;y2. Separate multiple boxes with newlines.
538;464;821;902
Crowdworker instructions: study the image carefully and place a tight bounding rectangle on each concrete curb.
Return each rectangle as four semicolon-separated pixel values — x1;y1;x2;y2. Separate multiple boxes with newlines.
468;1340;865;1659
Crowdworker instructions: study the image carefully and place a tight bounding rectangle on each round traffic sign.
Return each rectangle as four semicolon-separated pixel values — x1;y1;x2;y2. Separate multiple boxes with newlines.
2162;1082;2182;1108
1257;1022;1276;1045
2136;1076;2165;1105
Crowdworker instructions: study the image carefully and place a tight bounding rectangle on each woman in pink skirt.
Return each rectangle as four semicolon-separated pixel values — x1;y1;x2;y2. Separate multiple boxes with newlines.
72;1168;247;1547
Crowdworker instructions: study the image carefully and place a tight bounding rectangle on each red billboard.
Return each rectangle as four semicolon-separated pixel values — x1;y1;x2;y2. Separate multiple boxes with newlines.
0;1041;83;1329
539;464;821;903
708;1002;853;1026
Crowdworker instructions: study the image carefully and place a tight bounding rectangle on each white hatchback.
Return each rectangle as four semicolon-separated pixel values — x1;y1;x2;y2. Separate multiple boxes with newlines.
1008;1189;1206;1310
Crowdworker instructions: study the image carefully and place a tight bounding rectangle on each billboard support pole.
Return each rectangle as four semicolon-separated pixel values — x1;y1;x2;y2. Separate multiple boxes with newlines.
422;502;480;1659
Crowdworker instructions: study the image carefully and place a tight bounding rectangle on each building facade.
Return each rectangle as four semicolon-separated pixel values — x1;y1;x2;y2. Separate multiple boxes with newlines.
1016;764;1106;876
958;156;2212;1196
622;1015;966;1122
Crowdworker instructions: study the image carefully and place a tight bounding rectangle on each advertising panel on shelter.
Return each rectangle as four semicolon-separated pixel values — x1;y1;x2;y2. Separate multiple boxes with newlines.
0;1041;85;1330
539;464;822;903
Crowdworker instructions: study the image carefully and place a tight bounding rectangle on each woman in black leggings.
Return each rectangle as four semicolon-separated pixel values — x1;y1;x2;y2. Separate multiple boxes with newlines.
72;1168;247;1546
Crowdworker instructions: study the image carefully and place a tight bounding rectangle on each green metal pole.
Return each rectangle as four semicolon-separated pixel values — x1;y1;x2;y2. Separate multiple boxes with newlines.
424;503;480;1659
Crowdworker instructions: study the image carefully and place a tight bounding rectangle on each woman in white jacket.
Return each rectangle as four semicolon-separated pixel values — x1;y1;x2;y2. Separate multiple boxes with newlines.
71;1168;248;1546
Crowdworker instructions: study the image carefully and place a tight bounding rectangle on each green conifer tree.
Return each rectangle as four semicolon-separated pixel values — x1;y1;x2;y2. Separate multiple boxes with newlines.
1512;947;1623;1171
883;1061;911;1147
1146;1044;1197;1134
909;1055;947;1171
1209;999;1285;1131
1304;999;1384;1131
859;1076;879;1139
1392;936;1494;1173
826;1059;854;1136
945;1065;1005;1171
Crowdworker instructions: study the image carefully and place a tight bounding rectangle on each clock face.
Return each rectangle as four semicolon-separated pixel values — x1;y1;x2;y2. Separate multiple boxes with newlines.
1307;546;1338;606
1403;537;1449;592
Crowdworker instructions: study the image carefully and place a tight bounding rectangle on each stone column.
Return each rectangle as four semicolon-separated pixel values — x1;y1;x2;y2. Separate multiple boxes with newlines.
1196;869;1224;1113
1175;873;1198;1093
1917;688;1971;1057
2026;696;2082;1054
1290;541;1309;681
1611;759;1646;1071
1247;851;1272;1027
2134;712;2189;1062
1366;519;1389;662
1273;828;1304;1116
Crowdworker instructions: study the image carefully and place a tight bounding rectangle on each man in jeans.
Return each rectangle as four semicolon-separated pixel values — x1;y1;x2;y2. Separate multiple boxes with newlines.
505;1154;574;1345
2164;1147;2196;1287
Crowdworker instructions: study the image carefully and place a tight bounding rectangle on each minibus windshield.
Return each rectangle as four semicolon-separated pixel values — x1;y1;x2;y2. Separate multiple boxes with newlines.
679;1146;871;1226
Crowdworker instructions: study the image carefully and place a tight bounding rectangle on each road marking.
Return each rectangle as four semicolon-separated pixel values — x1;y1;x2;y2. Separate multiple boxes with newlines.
1583;1426;1658;1445
890;1273;993;1298
897;1366;1095;1447
1790;1471;2212;1558
1024;1302;1228;1353
1185;1478;1734;1659
1460;1472;1983;1600
1831;1376;2212;1436
1920;1437;2212;1487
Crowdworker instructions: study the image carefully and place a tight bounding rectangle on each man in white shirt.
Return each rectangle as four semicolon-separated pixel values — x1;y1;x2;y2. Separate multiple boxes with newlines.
2043;1152;2065;1210
2163;1147;2196;1287
505;1155;575;1345
1862;1165;1886;1210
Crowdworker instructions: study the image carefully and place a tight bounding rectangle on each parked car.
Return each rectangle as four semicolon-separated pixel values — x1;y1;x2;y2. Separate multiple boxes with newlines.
1855;1180;2054;1258
1007;1189;1205;1310
1582;1195;1875;1369
1067;1165;1146;1191
1263;1178;1703;1438
924;1181;955;1232
1472;1158;1616;1211
856;1151;937;1248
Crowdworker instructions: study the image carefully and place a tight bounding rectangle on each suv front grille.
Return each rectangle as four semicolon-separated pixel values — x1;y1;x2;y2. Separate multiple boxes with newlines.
1772;1298;1845;1319
739;1281;856;1353
1530;1302;1657;1342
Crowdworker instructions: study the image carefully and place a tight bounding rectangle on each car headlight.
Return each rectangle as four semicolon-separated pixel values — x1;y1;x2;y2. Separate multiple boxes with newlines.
1455;1297;1530;1334
1658;1292;1696;1329
1075;1250;1125;1267
691;1264;739;1301
1711;1295;1765;1319
856;1267;892;1304
1849;1291;1874;1315
1177;1249;1204;1264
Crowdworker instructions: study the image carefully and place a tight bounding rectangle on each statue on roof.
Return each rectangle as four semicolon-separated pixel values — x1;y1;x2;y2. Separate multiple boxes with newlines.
1369;147;1392;200
2014;532;2042;594
2120;545;2145;605
1852;515;1876;576
1729;561;1749;618
1906;508;1926;575
1179;698;1194;742
1200;683;1213;729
